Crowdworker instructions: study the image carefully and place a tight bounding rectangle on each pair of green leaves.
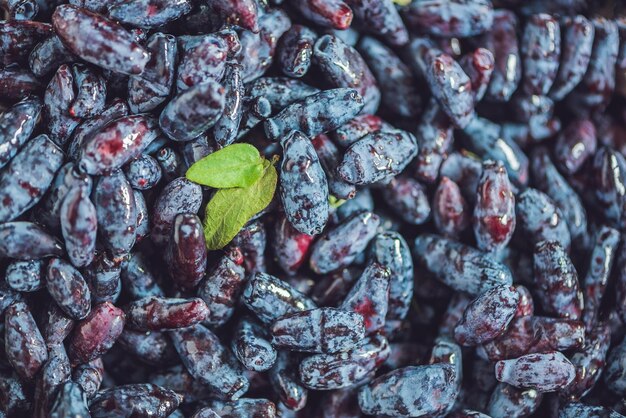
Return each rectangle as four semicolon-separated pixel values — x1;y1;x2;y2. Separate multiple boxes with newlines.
186;143;277;250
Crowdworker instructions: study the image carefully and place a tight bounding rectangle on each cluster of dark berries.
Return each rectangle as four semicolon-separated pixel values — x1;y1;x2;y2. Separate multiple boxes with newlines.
2;0;626;417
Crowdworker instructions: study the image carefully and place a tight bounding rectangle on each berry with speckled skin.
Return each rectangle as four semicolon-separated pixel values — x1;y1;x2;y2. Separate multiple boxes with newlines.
495;352;576;392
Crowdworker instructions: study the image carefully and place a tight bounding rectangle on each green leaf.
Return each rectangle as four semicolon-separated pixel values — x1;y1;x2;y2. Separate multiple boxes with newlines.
203;159;278;250
186;143;264;188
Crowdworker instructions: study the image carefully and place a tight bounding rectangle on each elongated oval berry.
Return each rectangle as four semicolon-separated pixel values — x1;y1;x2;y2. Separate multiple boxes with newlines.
402;0;493;38
291;0;352;30
358;364;458;417
313;35;380;114
170;324;249;401
382;175;431;225
198;251;246;327
94;170;137;256
459;48;495;103
242;272;317;325
473;160;516;253
271;212;313;276
79;115;159;175
269;351;308;410
495;352;576;392
330;113;387;148
371;232;413;334
433;176;469;238
125;296;209;331
299;334;390;390
52;5;149;75
271;307;365;353
516;188;571;251
486;10;521;101
279;130;329;236
60;185;97;267
554;120;596;175
521;14;561;95
310;211;380;274
5;301;48;380
231;317;277;372
166;213;207;291
414;234;513;296
124;154;162;191
0;96;41;169
46;258;91;320
278;25;317;78
533;241;583;320
265;88;363;141
69;302;125;364
212;63;244;147
151;177;203;246
340;262;390;334
6;259;44;292
90;384;182;418
454;286;520;346
0;134;63;222
337;129;418;185
29;34;76;78
0;221;63;260
487;383;543;418
73;358;104;398
108;0;192;29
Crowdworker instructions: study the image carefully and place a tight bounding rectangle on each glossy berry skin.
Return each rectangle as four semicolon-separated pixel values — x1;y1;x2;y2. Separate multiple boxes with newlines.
415;101;453;183
205;0;258;32
232;317;277;372
473;160;516;253
42;302;75;348
52;5;150;75
5;301;48;380
531;147;588;245
46;258;91;320
90;384;182;418
67;98;129;161
337;129;418;185
108;0;192;29
68;302;125;365
554;120;596;175
60;184;96;267
291;0;352;30
533;241;583;320
516;188;571;251
382;175;431;225
429;337;463;392
124;154;162;191
212;64;244;148
166;213;207;291
238;9;291;83
414;234;513;296
521;14;561;95
48;381;90;418
495;352;576;392
340;262;390;334
0;221;63;260
44;64;80;146
455;286;520;346
70;64;106;119
150;177;203;246
0;65;43;100
358;364;458;417
118;329;177;366
6;259;44;292
79;115;159;175
0;134;63;223
279;130;329;236
159;79;225;142
0;20;52;66
568;18;619;114
459;48;495;103
309;211;380;274
402;0;493;38
125;296;209;331
486;10;521;101
462;117;529;188
313;34;380;114
265;88;363;141
247;77;319;113
311;133;356;200
0;96;41;169
299;334;390;390
592;147;626;228
550;15;595;101
433;176;470;238
29;34;76;78
358;36;419;118
243;272;317;326
198;251;246;327
94;170;137;256
269;351;308;411
232;221;267;275
278;25;317;78
604;335;626;396
427;52;474;128
177;34;227;91
371;232;413;334
72;358;104;398
487;383;543;418
272;211;314;277
583;226;621;331
330;113;387;148
83;252;123;304
562;324;611;400
170;324;249;401
271;308;365;354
